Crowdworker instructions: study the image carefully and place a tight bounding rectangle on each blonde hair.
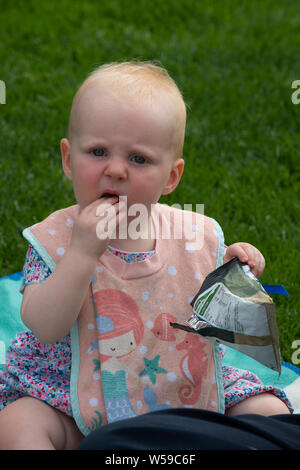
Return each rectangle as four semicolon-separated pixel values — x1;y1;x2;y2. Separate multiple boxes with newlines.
68;61;186;157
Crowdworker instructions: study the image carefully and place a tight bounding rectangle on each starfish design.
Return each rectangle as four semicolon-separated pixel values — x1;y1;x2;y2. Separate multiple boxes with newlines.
139;355;168;384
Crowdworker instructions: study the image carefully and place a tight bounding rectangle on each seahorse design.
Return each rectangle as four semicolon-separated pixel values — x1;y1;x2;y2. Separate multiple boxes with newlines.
176;333;208;405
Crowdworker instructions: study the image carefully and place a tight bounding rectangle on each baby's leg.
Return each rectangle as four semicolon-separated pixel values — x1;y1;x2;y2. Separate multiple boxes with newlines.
225;392;291;417
0;396;84;450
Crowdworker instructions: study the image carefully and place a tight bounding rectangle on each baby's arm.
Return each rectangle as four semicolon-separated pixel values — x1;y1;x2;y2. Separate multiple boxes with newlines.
21;249;97;343
21;196;123;343
223;242;265;279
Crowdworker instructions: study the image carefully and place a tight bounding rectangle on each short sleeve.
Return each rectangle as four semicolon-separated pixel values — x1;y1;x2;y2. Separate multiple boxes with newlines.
19;244;52;294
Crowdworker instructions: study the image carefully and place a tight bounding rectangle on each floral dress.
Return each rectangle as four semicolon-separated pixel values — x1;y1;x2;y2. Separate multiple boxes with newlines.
0;245;293;416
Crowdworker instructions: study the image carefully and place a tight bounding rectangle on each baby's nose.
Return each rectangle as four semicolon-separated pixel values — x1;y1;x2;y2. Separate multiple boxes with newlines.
104;156;127;179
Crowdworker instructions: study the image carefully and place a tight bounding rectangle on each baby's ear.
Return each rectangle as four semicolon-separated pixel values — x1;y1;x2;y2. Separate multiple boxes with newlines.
61;138;72;181
162;158;184;195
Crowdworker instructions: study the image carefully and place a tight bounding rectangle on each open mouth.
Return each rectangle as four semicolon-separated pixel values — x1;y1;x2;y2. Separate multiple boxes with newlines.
101;192;119;199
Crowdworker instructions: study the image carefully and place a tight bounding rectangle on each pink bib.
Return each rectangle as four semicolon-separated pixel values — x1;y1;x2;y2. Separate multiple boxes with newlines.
23;203;225;435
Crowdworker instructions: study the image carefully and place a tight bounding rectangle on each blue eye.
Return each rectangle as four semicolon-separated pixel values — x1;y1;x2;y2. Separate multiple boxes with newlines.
91;148;106;157
131;155;146;164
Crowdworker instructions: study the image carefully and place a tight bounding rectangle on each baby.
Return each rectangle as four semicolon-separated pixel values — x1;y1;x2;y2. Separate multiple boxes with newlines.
0;61;291;450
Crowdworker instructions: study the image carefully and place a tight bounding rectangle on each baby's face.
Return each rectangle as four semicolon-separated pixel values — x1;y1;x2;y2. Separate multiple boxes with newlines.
98;330;136;358
62;84;183;212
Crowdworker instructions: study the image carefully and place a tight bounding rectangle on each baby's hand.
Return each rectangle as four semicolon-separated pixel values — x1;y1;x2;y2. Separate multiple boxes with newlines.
223;242;265;279
70;196;125;260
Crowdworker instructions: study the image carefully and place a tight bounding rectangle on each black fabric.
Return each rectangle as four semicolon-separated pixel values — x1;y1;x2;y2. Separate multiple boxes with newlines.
77;408;300;450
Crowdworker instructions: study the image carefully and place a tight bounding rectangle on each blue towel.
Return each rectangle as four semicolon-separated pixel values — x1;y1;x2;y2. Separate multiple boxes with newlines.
0;272;28;370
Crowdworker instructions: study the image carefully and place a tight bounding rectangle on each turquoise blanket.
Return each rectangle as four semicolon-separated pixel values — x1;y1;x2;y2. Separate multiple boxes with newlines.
0;272;28;369
1;272;299;412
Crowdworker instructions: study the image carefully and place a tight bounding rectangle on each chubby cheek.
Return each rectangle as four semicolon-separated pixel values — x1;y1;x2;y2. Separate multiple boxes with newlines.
129;182;155;207
72;160;100;207
130;172;165;206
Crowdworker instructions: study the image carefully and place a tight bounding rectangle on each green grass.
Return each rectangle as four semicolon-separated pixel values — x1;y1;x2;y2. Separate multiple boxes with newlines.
0;0;299;362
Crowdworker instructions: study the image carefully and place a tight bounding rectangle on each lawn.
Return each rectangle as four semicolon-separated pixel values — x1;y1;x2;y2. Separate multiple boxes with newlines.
0;0;299;362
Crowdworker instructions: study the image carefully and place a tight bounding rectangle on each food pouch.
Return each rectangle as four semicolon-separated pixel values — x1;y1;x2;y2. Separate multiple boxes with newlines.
171;257;281;373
